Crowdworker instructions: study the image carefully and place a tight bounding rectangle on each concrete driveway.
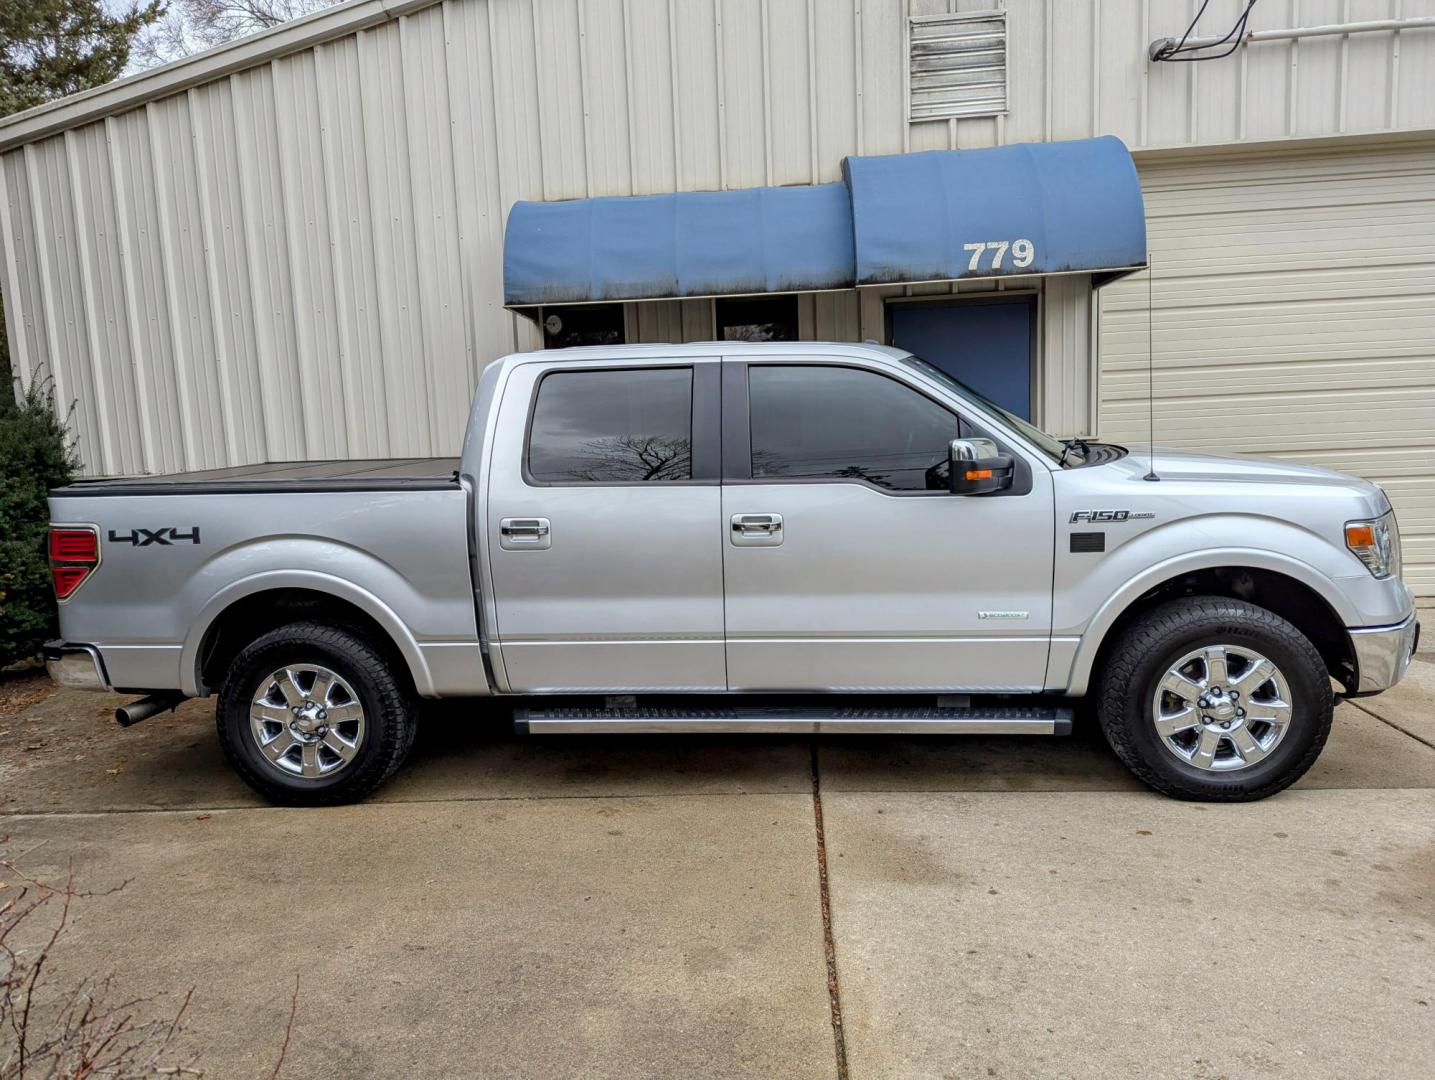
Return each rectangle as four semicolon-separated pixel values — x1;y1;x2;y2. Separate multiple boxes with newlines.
2;664;1432;1079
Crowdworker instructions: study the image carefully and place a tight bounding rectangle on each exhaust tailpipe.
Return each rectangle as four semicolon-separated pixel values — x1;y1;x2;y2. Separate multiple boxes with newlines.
115;693;184;727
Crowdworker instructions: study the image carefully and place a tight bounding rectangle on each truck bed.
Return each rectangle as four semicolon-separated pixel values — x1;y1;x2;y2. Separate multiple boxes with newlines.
52;458;462;496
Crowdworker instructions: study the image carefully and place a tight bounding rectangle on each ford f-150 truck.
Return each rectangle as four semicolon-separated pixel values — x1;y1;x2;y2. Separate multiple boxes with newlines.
44;342;1418;805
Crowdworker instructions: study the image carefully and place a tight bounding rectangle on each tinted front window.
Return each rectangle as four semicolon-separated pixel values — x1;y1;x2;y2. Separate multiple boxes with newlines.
528;368;692;483
748;365;960;491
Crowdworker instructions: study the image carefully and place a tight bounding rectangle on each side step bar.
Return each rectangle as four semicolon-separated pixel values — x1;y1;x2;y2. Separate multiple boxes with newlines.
515;705;1073;736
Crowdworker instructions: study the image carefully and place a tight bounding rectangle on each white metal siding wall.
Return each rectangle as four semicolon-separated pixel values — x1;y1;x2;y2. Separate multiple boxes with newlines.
1098;139;1435;592
1;0;1432;474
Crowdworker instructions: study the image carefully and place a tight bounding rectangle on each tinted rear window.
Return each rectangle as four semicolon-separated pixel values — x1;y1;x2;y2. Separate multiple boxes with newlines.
527;367;693;483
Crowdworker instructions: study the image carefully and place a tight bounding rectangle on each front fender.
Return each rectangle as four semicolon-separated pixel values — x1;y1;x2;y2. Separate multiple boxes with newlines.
1056;543;1361;697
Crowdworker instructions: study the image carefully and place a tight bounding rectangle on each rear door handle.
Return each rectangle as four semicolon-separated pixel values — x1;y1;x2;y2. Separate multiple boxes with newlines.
730;513;783;546
499;517;551;550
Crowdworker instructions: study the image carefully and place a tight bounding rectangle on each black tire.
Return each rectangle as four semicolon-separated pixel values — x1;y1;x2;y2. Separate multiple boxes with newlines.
1095;597;1333;802
216;621;416;806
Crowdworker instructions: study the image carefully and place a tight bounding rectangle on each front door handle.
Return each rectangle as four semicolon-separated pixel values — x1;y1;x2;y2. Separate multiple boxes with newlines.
499;517;551;550
730;513;783;546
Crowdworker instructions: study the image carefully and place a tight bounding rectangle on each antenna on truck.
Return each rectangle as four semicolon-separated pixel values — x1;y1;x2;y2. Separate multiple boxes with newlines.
1143;256;1160;482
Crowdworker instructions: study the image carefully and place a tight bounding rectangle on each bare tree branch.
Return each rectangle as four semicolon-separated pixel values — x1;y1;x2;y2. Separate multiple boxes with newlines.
132;0;340;68
1;841;200;1079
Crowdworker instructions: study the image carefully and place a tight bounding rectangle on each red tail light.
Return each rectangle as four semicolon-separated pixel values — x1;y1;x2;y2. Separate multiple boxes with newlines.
48;525;100;601
50;528;99;562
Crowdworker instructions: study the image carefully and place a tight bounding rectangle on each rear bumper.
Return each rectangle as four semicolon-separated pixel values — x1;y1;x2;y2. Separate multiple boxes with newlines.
1347;614;1419;695
43;640;112;692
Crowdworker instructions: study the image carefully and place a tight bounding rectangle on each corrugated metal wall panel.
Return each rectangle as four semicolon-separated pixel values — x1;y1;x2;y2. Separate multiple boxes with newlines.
0;153;47;400
580;0;635;197
314;36;390;457
65;125;144;475
105;110;185;472
719;0;768;189
25;137;103;468
624;0;678;194
1039;273;1092;437
812;0;858;167
446;0;523;368
400;6;472;449
189;81;268;466
533;0;588;199
860;0;905;156
356;22;435;453
146;95;230;468
1098;142;1435;592
767;0;815;186
671;0;723;189
272;52;348;460
226;67;302;462
1;0;1432;483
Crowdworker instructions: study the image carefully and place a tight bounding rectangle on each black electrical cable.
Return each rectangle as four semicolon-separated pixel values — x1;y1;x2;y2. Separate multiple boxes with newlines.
1153;0;1261;63
1167;0;1216;56
1160;0;1257;61
1158;0;1252;58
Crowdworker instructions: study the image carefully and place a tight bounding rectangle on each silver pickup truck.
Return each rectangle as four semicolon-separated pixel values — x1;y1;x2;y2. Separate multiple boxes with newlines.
45;342;1418;805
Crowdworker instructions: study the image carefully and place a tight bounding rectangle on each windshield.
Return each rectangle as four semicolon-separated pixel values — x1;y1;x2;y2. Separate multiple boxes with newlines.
898;354;1074;464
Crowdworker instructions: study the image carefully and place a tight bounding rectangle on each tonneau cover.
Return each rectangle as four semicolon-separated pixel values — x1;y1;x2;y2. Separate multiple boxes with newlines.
51;458;461;496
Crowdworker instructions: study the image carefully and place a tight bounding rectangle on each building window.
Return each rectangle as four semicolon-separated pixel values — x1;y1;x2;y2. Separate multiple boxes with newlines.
715;296;799;342
907;10;1007;122
541;303;625;348
527;367;693;484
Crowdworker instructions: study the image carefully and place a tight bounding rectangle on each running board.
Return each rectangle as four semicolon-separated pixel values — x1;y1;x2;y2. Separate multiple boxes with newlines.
514;704;1073;736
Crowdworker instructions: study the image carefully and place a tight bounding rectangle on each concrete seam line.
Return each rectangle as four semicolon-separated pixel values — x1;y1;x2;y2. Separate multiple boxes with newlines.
1342;697;1435;751
0;790;815;819
810;742;850;1080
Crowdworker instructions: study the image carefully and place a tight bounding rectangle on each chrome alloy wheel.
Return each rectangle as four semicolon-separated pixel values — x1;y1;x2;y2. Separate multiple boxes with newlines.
249;665;365;779
1151;645;1293;772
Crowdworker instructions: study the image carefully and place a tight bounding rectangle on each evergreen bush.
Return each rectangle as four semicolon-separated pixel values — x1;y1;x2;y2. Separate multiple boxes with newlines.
1;370;80;669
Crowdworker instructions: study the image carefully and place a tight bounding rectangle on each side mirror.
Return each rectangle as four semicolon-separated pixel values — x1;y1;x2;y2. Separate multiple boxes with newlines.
948;438;1014;495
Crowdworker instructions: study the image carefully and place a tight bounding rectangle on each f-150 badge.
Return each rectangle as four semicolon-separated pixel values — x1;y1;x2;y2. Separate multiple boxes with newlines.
1069;510;1155;523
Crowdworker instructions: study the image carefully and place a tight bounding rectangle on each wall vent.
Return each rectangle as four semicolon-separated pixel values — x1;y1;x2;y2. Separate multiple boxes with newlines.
907;10;1008;122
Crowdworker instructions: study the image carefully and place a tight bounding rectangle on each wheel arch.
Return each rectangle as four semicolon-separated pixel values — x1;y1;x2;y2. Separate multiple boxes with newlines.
183;573;433;698
1063;553;1356;696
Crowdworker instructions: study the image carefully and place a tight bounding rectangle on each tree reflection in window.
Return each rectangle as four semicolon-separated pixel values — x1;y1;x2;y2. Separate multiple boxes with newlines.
528;367;693;484
555;435;692;482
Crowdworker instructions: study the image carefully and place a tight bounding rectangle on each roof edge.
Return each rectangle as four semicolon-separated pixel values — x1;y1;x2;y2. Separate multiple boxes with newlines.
0;0;441;153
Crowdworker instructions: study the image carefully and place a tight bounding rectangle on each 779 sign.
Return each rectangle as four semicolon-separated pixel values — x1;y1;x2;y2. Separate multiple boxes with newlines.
962;238;1036;273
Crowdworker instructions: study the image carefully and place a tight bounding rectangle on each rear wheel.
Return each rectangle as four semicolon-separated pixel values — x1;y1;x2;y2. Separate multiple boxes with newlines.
216;621;416;806
1095;597;1333;801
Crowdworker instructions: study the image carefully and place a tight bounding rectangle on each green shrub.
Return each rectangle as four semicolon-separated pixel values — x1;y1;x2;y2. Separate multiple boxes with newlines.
1;371;80;669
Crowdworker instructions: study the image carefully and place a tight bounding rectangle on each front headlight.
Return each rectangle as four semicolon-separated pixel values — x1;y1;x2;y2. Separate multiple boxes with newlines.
1345;509;1402;580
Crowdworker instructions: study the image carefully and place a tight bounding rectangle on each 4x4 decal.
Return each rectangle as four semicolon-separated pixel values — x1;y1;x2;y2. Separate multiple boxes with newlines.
107;527;201;547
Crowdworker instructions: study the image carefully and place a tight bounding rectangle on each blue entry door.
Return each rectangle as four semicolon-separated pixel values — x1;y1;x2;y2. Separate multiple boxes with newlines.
888;297;1035;418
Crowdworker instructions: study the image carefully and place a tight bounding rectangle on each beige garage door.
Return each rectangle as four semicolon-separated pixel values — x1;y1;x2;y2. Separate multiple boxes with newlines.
1098;139;1435;595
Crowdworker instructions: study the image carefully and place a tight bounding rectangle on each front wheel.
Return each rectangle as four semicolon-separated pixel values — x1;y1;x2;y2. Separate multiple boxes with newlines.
1095;597;1333;801
216;621;417;806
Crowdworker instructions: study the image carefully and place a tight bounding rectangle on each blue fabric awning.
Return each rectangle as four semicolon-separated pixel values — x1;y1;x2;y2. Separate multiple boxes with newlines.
843;136;1146;286
502;137;1145;307
503;183;854;306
